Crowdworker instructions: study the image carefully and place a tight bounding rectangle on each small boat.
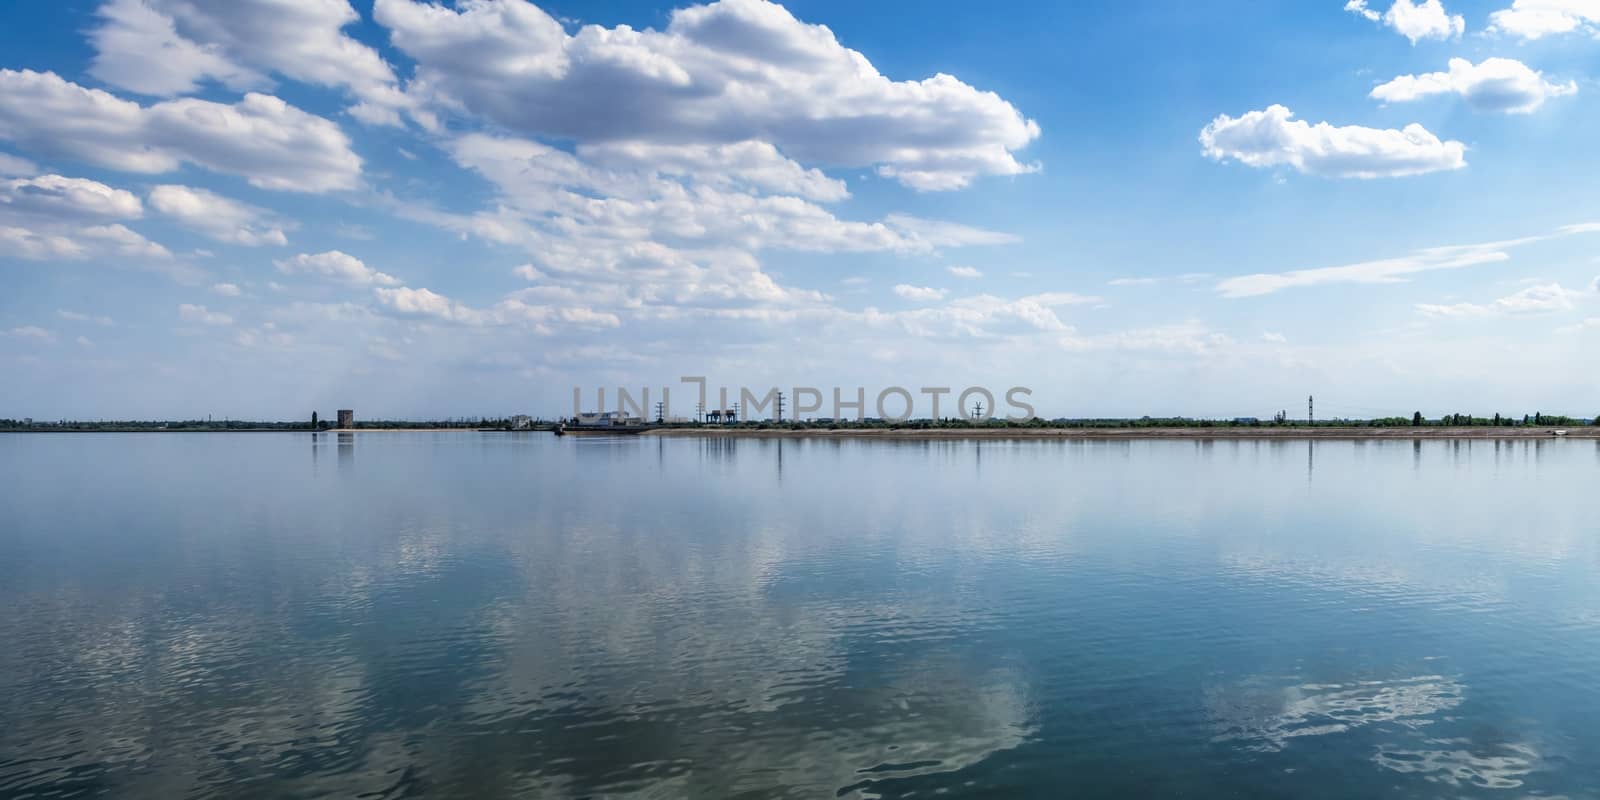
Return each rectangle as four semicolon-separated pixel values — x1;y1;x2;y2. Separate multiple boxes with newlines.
1553;429;1568;437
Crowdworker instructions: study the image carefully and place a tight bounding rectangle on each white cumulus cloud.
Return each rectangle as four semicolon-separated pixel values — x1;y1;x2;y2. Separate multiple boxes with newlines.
0;174;143;221
894;284;947;302
88;0;409;125
0;70;362;192
947;265;983;279
177;303;233;325
1200;104;1466;179
275;250;400;286
1488;0;1600;39
1372;57;1576;114
149;184;288;246
57;310;115;326
4;325;54;341
87;0;261;96
1347;0;1466;42
0;222;169;261
372;0;1040;191
579;140;850;203
374;286;471;322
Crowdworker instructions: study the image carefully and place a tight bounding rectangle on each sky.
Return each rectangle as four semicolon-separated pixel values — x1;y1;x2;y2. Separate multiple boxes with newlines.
2;0;1599;421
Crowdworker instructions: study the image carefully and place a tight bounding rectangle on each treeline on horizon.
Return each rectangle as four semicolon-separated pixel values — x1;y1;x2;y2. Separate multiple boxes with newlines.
3;412;1596;431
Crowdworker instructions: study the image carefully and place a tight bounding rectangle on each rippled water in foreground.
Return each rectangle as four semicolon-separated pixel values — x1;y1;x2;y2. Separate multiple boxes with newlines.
2;432;1599;798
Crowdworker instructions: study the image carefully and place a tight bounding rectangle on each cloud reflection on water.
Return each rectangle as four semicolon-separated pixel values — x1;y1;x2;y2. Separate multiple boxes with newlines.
1208;675;1464;753
1374;740;1539;790
5;434;1600;796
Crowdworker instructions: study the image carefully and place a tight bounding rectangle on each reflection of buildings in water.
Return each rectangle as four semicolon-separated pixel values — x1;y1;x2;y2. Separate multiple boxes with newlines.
338;432;354;470
699;435;738;463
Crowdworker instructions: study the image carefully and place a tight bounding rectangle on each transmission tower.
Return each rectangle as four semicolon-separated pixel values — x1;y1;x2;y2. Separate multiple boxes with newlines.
654;401;665;424
775;392;785;422
972;401;984;419
1308;395;1314;425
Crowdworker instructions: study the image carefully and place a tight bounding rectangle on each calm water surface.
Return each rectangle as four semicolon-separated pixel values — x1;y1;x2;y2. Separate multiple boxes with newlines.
2;432;1599;798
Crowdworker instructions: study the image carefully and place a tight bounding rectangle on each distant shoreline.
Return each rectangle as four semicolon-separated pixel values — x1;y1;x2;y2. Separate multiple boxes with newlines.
645;426;1600;440
4;426;1595;440
0;428;502;434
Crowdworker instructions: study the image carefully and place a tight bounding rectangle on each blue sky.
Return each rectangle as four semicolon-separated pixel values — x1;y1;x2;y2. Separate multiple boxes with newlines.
2;0;1599;420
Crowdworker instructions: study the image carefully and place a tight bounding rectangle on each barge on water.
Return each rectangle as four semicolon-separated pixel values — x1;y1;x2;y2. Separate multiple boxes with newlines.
555;411;650;436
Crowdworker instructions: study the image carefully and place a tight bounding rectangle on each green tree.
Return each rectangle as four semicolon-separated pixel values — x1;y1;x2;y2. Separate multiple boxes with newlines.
1412;411;1423;426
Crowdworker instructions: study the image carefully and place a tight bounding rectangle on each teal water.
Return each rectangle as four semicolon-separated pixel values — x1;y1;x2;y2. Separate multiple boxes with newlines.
2;432;1599;798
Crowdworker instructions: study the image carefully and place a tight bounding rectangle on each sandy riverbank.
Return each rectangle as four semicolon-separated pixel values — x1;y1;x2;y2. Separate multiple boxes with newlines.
644;426;1599;440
